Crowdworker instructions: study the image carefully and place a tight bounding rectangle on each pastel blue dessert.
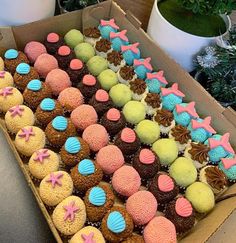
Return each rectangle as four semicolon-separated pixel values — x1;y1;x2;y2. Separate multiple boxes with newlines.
98;19;119;39
187;117;216;143
121;42;141;66
205;133;234;164
173;102;199;127
145;71;168;94
134;57;153;79
161;83;185;111
218;155;236;181
110;30;129;52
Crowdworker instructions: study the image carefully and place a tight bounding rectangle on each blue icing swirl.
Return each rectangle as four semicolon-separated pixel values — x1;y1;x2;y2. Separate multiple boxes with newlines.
65;137;81;154
89;187;106;206
52;116;68;131
16;63;30;75
27;79;42;91
78;159;95;176
107;211;126;233
4;49;18;59
40;98;55;111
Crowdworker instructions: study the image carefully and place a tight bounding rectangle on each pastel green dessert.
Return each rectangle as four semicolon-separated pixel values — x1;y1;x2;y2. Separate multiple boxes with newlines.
74;42;95;63
123;101;146;125
87;56;108;76
64;29;84;48
98;69;118;91
135;119;160;144
109;84;132;107
185;182;215;213
152;138;178;166
169;157;197;187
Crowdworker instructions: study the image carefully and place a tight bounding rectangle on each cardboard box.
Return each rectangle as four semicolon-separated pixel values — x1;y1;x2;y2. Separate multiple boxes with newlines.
0;1;236;242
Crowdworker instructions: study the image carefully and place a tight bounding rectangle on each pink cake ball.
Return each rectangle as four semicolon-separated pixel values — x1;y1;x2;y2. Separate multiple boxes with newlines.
126;191;158;225
144;216;177;243
82;124;109;152
112;165;141;197
45;68;71;95
24;41;47;63
58;87;84;112
71;104;97;130
34;53;58;78
96;145;125;174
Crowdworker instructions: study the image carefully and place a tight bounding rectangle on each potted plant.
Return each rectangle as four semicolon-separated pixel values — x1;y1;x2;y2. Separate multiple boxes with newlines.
58;0;102;13
0;0;56;26
147;0;235;72
195;25;236;109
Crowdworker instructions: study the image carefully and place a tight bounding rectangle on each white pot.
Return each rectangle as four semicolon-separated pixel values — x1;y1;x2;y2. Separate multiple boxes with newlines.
147;0;231;72
0;0;56;26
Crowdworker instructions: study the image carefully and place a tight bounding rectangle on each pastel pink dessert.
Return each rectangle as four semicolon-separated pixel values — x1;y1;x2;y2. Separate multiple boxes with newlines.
82;124;109;152
112;165;141;198
71;104;98;130
34;53;58;78
45;69;71;95
24;41;47;63
126;191;158;225
143;216;177;243
96;145;125;174
58;87;84;112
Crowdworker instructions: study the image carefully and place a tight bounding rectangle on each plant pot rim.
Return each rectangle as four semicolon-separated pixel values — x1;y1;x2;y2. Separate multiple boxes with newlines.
155;0;232;39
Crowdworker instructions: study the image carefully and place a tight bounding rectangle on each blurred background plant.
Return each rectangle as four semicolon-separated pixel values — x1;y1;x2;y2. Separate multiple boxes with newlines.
195;25;236;108
61;0;101;11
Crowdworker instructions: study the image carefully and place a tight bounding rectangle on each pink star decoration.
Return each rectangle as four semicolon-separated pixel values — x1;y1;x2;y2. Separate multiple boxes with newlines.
134;57;153;71
222;156;236;170
161;83;185;97
121;42;139;54
0;71;6;78
63;201;80;222
46;172;63;188
110;30;128;41
9;105;24;117
191;116;216;134
0;87;13;98
81;232;95;243
33;149;50;164
18;127;35;142
100;19;119;29
175;102;199;118
209;133;234;154
147;71;168;85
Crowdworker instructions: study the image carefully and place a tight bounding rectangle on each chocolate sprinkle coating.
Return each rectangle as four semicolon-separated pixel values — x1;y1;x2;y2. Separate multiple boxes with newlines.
95;38;112;53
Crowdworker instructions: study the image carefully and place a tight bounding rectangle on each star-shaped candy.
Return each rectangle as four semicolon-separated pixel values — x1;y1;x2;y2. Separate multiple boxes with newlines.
33;149;50;164
161;83;185;97
81;232;95;243
46;172;63;188
175;102;199;118
222;156;236;170
63;201;79;221
209;133;234;154
18;127;35;142
9;105;24;117
0;87;13;98
191;116;216;134
147;71;168;85
0;71;6;78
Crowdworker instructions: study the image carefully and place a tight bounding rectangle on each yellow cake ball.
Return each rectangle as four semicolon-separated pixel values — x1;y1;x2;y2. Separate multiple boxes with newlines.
0;71;14;88
0;57;4;71
152;138;178;166
5;105;35;134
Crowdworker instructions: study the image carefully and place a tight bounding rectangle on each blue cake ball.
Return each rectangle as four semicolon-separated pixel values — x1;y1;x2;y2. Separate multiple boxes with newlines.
134;57;153;79
145;71;168;94
98;19;119;39
218;155;236;181
121;42;141;66
110;30;129;52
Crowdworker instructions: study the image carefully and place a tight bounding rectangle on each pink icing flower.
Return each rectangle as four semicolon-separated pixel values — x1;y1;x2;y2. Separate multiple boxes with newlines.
9;105;24;117
46;172;63;188
33;149;50;164
63;201;79;221
18;127;35;142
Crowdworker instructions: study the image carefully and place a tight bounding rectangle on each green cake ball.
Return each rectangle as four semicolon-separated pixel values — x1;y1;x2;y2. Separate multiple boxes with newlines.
109;84;132;107
123;101;146;125
169;157;197;187
74;42;95;63
152;138;178;166
87;56;108;76
98;69;118;90
64;29;84;48
185;182;215;213
135;119;160;144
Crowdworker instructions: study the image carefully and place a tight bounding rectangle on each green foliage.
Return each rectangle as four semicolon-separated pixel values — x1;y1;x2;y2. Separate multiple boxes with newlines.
178;0;236;15
62;0;100;11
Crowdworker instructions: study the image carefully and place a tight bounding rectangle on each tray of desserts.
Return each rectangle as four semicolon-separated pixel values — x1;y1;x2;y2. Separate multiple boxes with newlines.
0;2;236;242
